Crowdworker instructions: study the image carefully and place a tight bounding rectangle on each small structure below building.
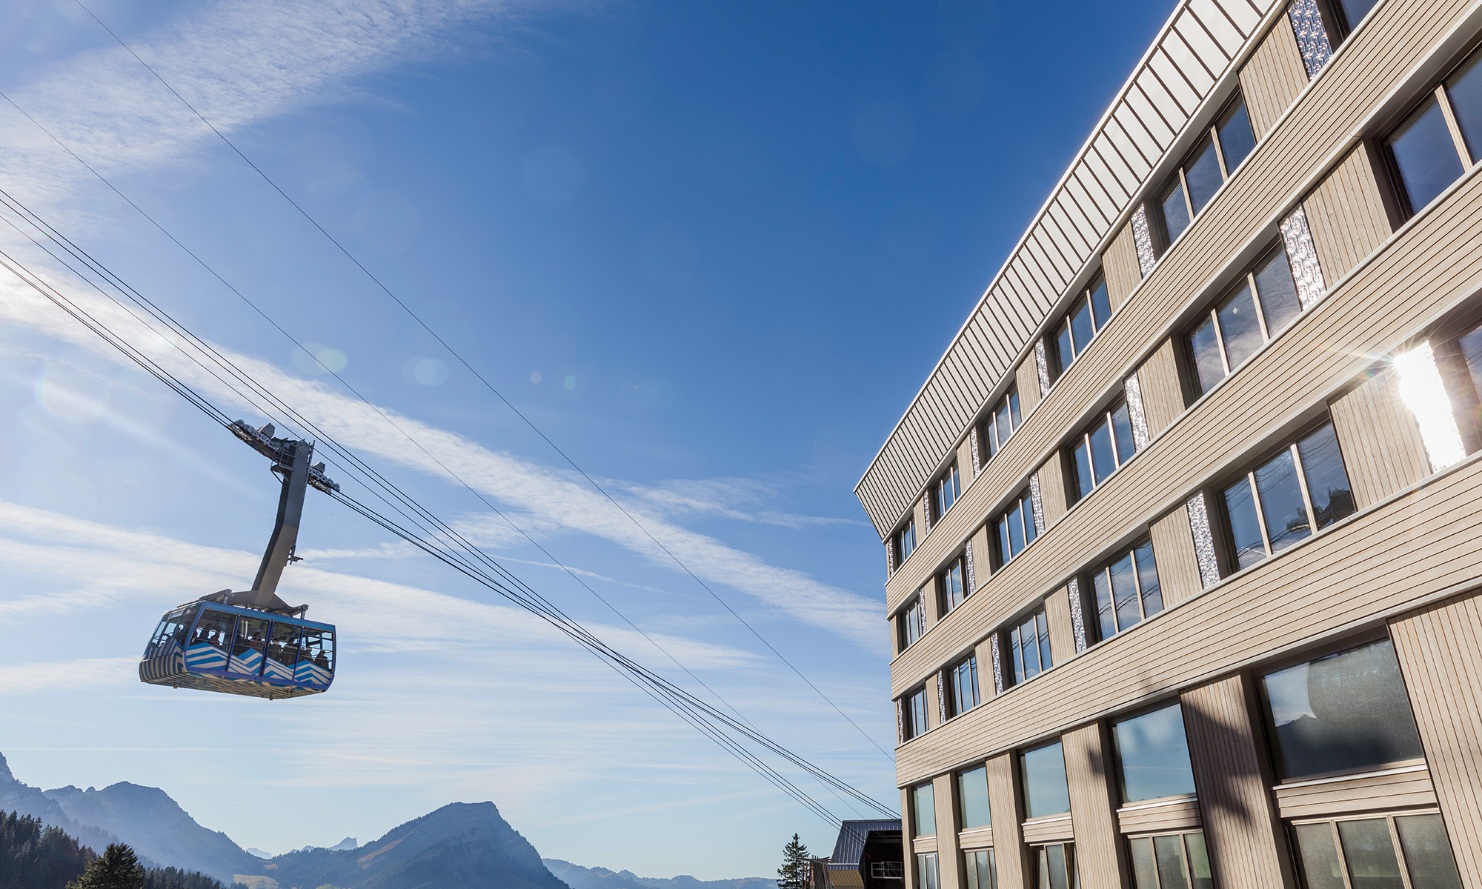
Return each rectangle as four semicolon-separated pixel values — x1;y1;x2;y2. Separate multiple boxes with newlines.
808;819;902;889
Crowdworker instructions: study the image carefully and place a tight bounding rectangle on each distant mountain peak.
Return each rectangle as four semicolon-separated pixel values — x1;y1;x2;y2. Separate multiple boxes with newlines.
0;751;12;783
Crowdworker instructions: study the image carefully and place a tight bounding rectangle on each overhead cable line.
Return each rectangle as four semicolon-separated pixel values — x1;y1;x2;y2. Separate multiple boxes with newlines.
0;196;894;825
69;0;891;760
0;88;877;820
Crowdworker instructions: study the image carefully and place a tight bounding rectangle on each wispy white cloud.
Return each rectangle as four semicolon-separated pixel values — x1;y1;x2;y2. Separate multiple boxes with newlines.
0;656;137;694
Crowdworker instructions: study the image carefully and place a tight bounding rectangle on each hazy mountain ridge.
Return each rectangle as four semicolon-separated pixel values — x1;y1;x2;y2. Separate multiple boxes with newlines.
0;752;132;861
543;858;773;889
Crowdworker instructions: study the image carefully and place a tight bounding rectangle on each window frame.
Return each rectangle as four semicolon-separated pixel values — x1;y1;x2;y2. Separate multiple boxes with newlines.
943;650;981;719
1182;242;1304;399
938;554;969;617
1081;537;1164;645
991;488;1039;569
1150;92;1255;255
1288;809;1461;889
1065;395;1139;503
1049;273;1111;382
894;518;918;569
933;462;962;524
1110;700;1198;806
870;860;905;881
983;387;1022;460
1003;605;1053;688
902;686;931;742
1380;41;1482;219
1210;419;1354;577
1127;830;1211;889
1030;843;1077;889
898;596;926;651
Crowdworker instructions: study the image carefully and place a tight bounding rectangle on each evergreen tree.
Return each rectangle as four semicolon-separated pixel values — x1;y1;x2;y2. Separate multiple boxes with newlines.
0;811;93;889
68;843;145;889
776;833;810;889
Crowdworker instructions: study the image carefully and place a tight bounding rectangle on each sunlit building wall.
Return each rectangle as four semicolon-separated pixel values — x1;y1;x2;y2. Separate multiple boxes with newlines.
856;0;1482;887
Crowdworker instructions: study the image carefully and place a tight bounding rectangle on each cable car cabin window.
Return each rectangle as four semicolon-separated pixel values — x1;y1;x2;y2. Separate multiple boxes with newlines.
189;610;236;672
145;613;189;658
228;617;269;676
298;627;336;686
264;622;301;682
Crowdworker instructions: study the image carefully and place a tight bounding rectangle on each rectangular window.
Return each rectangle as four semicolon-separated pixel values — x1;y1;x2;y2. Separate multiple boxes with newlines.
992;490;1038;568
958;765;991;829
1006;607;1053;687
944;652;980;718
1384;44;1482;216
1129;831;1213;889
1020;740;1071;819
1292;813;1463;889
870;861;905;880
898;597;926;650
1051;275;1112;380
933;463;961;522
894;519;917;567
916;852;940;889
1086;539;1163;643
1260;638;1424;781
1032;844;1077;889
1112;703;1197;803
1068;398;1139;502
984;388;1022;459
964;849;997;889
938;556;967;616
1217;421;1354;573
1186;245;1305;396
911;781;937;836
902;687;930;742
1151;93;1255;253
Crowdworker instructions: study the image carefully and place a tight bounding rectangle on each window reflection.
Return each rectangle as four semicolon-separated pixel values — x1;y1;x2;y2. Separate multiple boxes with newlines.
1112;703;1196;803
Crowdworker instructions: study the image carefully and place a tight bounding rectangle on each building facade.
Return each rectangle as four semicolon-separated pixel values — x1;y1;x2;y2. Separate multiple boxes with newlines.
856;1;1482;887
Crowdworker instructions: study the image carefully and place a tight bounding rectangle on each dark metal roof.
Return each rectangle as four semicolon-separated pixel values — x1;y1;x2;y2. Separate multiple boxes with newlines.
828;819;902;870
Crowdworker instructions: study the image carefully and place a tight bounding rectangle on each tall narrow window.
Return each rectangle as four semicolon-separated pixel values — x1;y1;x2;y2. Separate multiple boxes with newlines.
1152;93;1256;253
902;687;930;742
1259;638;1424;781
1005;606;1053;687
1068;398;1138;502
894;518;917;567
1086;539;1163;643
1051;275;1112;380
992;489;1039;568
939;556;967;615
944;652;980;718
958;765;991;829
1032;845;1076;889
916;853;941;889
1218;422;1354;573
911;781;937;836
1384;44;1482;216
898;597;926;650
1130;832;1213;889
984;388;1022;460
1020;741;1071;819
964;849;997;889
933;463;961;522
1186;245;1304;396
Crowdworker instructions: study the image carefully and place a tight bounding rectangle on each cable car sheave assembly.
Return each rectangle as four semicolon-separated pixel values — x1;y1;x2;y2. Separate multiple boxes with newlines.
138;421;339;700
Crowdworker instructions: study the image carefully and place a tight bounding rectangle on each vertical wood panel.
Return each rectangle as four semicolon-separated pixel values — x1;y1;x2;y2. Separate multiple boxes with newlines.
1149;504;1203;608
957;435;976;482
1238;14;1308;138
1137;339;1187;437
1017;357;1043;418
1389;594;1482;887
1180;675;1295;889
902;786;918;889
1045;584;1078;668
987;753;1028;889
1062;723;1127;888
1104;222;1144;310
1327;367;1429;509
933;772;963;889
971;527;993;594
1304;145;1395;282
1038;455;1070;529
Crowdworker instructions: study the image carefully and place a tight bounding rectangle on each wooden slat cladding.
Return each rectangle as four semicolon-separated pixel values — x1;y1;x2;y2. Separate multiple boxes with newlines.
1137;339;1186;437
1116;796;1203;834
1271;766;1436;819
1390;594;1482;887
932;773;962;889
1181;675;1293;889
1149;504;1203;608
958;825;993;850
856;0;1280;536
1063;723;1127;887
1017;356;1043;417
1037;455;1070;528
1239;10;1309;138
1328;367;1429;509
987;753;1029;888
1303;144;1395;282
1104;223;1144;310
896;441;1482;777
1021;815;1074;844
884;0;1475;640
1044;584;1078;666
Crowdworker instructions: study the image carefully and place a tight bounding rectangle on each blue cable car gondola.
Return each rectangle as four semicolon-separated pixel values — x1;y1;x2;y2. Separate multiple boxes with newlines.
139;423;339;700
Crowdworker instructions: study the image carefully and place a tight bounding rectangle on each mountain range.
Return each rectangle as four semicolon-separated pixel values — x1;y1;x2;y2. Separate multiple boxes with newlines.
0;752;766;889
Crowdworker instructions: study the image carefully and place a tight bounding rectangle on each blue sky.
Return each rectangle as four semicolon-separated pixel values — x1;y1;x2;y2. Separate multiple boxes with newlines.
0;0;1168;878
